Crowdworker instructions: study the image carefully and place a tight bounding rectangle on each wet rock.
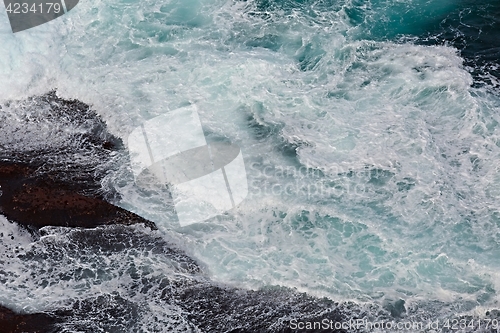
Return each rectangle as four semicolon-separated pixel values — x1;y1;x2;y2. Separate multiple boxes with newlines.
0;305;62;333
384;299;406;318
0;164;155;230
177;284;352;332
0;92;357;332
0;92;156;230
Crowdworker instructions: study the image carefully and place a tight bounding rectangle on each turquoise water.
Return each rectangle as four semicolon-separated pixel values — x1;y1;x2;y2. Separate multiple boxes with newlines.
0;0;500;328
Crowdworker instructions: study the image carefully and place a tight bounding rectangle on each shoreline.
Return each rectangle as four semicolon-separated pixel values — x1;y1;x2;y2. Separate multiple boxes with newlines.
0;91;498;332
0;92;352;332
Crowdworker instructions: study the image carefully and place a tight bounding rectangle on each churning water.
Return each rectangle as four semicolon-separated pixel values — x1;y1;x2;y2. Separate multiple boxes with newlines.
0;0;499;331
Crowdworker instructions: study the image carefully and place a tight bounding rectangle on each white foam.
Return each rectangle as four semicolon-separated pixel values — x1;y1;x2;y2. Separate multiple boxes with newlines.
0;0;499;318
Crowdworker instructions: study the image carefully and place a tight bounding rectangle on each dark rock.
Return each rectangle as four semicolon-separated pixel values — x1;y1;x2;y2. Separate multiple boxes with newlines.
0;90;122;199
0;165;156;230
177;284;352;332
384;299;406;318
0;91;156;231
0;92;357;332
0;305;62;333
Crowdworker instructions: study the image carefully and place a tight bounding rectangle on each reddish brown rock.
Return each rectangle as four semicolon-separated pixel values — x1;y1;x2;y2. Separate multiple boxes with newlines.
0;91;156;231
0;161;156;230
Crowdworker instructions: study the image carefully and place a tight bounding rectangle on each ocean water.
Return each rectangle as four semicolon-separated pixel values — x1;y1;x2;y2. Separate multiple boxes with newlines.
1;0;500;330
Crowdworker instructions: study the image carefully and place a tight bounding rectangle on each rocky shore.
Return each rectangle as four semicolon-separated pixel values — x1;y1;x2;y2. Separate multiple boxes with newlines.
0;92;356;332
0;161;156;231
2;92;496;333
